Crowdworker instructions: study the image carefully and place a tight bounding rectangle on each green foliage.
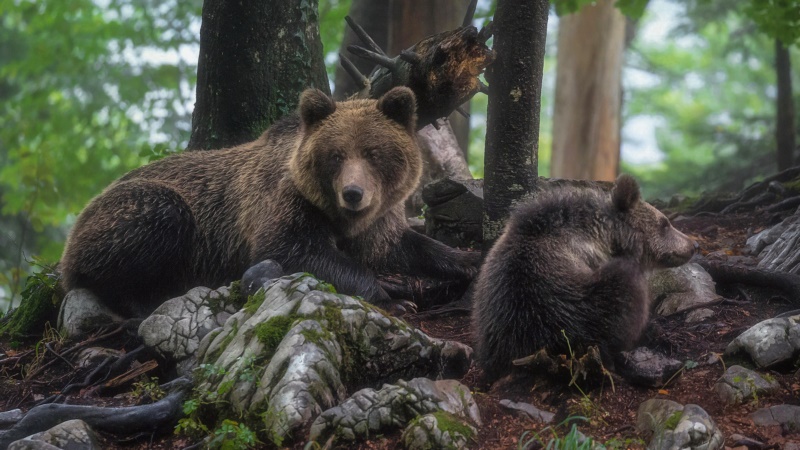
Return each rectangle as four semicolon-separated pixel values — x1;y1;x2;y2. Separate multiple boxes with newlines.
743;0;800;45
518;419;595;450
319;0;351;83
0;261;61;338
131;376;165;401
624;1;800;199
0;0;201;309
209;419;258;450
551;0;650;18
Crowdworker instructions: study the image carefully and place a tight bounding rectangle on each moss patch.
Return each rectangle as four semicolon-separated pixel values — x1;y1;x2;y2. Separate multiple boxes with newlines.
243;288;267;315
0;265;62;339
253;315;299;352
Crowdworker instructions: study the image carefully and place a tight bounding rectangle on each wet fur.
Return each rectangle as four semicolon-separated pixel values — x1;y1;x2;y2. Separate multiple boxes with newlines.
471;175;696;381
61;88;479;317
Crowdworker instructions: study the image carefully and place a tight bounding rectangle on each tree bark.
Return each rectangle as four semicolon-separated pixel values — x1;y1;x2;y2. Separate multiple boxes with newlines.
187;0;329;150
482;0;549;249
550;0;625;181
775;39;796;171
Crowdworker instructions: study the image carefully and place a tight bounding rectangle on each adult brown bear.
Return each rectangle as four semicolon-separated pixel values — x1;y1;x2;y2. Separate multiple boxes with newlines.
471;175;697;381
61;87;480;317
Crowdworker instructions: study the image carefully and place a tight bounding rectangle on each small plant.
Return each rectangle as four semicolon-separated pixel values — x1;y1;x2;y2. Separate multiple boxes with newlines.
131;376;165;401
208;419;258;450
518;418;595;450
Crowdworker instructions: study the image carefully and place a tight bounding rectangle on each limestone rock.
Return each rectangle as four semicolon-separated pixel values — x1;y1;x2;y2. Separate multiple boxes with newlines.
725;314;800;368
746;210;800;274
498;399;554;423
637;400;723;450
402;412;477;450
650;263;721;319
195;274;473;445
751;404;800;430
7;419;101;450
309;377;480;443
57;289;124;338
714;365;780;406
138;285;238;376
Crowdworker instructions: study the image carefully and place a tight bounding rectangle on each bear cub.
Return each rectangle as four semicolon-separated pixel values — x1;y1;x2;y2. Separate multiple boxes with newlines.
61;87;479;317
471;175;697;381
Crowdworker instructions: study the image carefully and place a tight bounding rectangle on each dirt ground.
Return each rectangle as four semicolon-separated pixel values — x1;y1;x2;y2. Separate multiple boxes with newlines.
1;210;799;449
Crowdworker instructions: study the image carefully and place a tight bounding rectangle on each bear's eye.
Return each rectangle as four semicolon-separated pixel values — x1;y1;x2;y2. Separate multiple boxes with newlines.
659;218;670;230
331;153;344;164
365;148;380;160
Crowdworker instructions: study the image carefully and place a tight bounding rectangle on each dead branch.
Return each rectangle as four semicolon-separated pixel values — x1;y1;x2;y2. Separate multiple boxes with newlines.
463;0;478;27
343;16;494;129
0;378;192;448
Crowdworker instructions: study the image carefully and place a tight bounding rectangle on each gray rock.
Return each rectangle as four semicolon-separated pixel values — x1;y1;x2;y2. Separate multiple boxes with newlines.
195;274;473;445
310;378;480;443
498;399;555;423
138;285;238;376
637;401;723;450
423;178;483;247
751;404;800;430
241;260;284;296
685;308;715;323
8;419;100;450
618;347;684;387
650;264;721;319
747;210;800;274
0;409;23;429
714;365;780;406
725;314;800;368
402;412;477;450
57;289;124;338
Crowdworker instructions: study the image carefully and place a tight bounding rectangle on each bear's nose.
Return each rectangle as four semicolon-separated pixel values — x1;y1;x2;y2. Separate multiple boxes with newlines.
342;185;364;205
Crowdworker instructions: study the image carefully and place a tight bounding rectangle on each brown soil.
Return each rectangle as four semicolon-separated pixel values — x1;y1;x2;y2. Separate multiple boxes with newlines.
1;211;799;449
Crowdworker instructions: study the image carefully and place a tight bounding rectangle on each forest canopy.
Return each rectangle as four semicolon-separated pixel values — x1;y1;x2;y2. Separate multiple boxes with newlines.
0;0;798;309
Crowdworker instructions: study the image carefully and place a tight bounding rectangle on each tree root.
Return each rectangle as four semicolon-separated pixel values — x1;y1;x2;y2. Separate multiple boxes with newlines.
696;257;800;303
685;166;800;215
0;378;192;448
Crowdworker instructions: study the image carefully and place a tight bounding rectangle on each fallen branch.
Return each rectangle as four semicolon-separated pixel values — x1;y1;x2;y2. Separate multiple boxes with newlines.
0;378;192;448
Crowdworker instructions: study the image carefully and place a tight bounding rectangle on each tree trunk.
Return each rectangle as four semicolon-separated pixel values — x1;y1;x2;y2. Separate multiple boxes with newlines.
550;0;625;181
482;0;549;249
775;39;796;171
187;0;329;150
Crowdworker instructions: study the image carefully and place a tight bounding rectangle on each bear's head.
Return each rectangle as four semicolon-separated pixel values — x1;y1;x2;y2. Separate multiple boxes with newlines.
611;174;698;268
290;87;423;236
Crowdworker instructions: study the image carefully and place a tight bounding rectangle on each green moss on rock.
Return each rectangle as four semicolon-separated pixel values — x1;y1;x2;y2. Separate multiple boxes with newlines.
243;288;267;315
0;265;62;339
254;315;299;352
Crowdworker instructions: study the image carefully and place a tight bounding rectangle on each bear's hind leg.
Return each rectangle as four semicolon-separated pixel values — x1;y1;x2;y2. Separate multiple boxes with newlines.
61;180;197;317
584;258;650;361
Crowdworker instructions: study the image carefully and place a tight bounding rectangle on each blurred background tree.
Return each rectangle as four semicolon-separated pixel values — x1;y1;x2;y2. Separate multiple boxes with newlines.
1;0;798;309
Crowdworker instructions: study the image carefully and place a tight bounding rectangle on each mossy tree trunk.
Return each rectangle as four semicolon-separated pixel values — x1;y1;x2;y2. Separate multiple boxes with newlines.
187;0;330;151
482;0;549;250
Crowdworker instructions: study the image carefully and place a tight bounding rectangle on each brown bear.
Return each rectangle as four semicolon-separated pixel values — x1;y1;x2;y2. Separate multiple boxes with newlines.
60;87;480;317
471;175;697;381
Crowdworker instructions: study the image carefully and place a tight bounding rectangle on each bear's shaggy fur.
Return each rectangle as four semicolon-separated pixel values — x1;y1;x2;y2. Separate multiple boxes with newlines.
471;175;697;381
61;87;479;317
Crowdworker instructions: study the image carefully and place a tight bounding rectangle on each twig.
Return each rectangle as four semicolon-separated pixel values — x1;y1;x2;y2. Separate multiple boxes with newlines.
25;324;125;380
347;45;397;71
45;342;74;371
463;0;478;27
455;106;470;119
339;54;369;90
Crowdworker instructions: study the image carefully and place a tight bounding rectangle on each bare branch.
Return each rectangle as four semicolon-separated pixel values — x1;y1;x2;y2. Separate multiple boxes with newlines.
339;53;370;89
399;50;422;65
345;15;386;56
456;106;470;119
347;45;397;71
463;0;478;27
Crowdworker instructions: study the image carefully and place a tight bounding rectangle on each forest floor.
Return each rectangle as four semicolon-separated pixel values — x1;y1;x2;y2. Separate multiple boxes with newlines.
1;210;799;449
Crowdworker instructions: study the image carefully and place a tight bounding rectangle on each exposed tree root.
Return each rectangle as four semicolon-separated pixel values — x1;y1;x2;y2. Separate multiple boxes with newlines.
696;257;800;303
0;378;192;448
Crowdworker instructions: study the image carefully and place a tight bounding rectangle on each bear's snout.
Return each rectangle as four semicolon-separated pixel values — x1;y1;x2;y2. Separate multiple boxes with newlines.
342;185;364;205
336;159;375;212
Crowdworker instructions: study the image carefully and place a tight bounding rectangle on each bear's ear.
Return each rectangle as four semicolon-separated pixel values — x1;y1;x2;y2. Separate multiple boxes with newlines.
299;88;336;129
612;174;641;212
377;87;417;132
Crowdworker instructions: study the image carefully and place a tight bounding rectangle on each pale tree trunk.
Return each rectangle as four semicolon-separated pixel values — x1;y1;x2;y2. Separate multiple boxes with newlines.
482;0;549;249
775;39;796;171
550;0;625;181
188;0;329;150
